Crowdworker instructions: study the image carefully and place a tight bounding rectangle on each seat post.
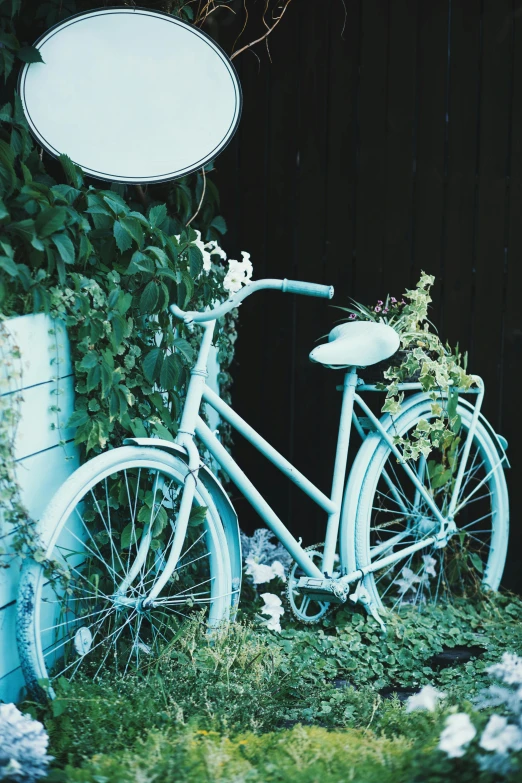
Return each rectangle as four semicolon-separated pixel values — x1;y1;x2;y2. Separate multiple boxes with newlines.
322;368;358;575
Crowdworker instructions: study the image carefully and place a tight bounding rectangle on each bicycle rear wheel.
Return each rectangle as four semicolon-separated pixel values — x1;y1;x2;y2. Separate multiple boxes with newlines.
17;445;232;699
352;398;509;613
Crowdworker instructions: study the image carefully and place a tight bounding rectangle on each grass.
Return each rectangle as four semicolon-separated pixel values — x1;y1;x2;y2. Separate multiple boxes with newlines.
26;591;522;782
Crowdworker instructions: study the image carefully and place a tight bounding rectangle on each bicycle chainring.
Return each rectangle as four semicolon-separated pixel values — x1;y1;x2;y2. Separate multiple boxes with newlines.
286;544;334;625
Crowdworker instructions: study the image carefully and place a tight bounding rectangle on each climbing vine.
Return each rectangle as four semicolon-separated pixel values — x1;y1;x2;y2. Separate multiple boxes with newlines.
0;0;269;566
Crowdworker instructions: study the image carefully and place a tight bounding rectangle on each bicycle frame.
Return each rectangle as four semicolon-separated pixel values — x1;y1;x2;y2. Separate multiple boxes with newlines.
144;316;486;604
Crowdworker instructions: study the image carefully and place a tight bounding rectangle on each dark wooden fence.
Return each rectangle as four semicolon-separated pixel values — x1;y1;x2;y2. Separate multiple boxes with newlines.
214;0;522;591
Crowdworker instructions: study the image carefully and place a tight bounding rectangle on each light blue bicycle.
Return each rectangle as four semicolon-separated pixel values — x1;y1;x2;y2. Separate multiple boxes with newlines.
17;279;509;698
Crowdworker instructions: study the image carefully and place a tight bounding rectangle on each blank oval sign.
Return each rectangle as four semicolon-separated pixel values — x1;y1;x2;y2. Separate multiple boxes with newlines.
19;8;242;183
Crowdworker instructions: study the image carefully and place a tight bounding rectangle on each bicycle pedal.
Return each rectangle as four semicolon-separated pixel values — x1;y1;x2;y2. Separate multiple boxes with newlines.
296;576;349;604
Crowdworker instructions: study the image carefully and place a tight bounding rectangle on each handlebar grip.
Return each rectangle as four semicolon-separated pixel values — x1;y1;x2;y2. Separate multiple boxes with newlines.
282;279;334;299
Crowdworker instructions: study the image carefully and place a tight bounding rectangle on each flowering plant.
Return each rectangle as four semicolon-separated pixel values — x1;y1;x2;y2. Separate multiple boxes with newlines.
338;272;475;462
433;652;522;776
240;529;292;632
0;704;52;782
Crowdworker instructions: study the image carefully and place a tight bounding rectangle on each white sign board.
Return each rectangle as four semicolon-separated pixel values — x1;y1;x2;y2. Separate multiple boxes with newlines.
19;8;242;183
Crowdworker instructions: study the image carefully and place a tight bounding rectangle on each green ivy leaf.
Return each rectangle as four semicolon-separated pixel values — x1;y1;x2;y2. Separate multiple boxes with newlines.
210;215;227;235
146;246;169;266
9;218;35;241
51;184;81;205
86;364;101;392
66;409;90;428
100;358;114;397
160;353;181;390
110;313;126;348
140;280;159;313
469;552;484;574
59;154;83;189
148;203;167;228
188;245;203;278
52;233;75;265
143;348;164;383
0;197;9;221
0;255;18;276
17;46;44;64
121;522;142;549
35;207;67;238
79;352;99;370
174;338;194;364
152;506;168;537
120;216;144;249
114;220;133;253
189;505;207;527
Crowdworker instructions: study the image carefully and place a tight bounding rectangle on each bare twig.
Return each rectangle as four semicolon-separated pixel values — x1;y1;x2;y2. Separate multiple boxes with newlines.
231;0;249;53
134;184;150;211
186;167;207;226
230;0;292;60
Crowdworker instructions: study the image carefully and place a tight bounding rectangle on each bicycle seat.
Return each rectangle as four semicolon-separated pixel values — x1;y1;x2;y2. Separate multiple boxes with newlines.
309;321;400;368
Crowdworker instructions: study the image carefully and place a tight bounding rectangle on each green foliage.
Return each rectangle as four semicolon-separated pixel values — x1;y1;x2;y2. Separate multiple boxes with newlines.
25;595;522;782
0;0;239;503
340;272;476;461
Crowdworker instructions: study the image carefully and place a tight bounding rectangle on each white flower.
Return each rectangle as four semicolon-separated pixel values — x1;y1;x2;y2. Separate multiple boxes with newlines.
487;653;522;686
240;251;253;278
245;556;276;585
479;714;522;754
271;560;286;582
260;592;284;633
396;566;422;595
204;240;227;262
223;254;253;293
438;713;477;758
405;685;446;713
0;704;52;782
422;554;437;578
245;557;286;584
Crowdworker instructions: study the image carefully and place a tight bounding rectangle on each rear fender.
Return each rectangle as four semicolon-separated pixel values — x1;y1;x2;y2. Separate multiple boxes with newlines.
123;437;242;611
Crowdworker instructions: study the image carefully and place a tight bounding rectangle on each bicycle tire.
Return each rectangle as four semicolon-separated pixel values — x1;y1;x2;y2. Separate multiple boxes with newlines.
16;445;232;700
348;398;509;613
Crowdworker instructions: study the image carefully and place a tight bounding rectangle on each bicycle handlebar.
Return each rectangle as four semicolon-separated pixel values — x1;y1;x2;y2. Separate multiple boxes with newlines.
169;278;334;324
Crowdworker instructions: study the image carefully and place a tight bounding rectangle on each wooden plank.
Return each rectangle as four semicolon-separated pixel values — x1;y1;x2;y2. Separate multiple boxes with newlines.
8;375;76;462
2;314;72;393
411;1;449;304
0;665;25;704
256;2;301;526
0;602;20;680
319;0;362;524
290;1;333;542
216;7;273;534
441;0;481;349
0;443;80;608
501;0;522;593
354;0;390;303
472;0;512;427
323;0;361;299
382;0;417;295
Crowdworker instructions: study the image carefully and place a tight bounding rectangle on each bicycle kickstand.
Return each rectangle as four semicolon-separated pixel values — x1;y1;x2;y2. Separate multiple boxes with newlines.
349;580;387;635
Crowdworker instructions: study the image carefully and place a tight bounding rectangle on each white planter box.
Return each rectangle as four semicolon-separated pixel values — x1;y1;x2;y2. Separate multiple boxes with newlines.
0;313;80;704
0;315;222;704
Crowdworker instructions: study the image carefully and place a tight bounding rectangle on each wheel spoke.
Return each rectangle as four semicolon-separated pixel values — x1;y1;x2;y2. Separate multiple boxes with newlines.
358;403;506;615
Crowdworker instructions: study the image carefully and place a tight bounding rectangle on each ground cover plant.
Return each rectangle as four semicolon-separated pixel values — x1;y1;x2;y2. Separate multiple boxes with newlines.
11;592;521;782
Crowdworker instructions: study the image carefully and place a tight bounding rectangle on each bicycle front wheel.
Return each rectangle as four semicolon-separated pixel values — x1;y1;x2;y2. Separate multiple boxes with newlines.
352;398;509;613
17;446;232;699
